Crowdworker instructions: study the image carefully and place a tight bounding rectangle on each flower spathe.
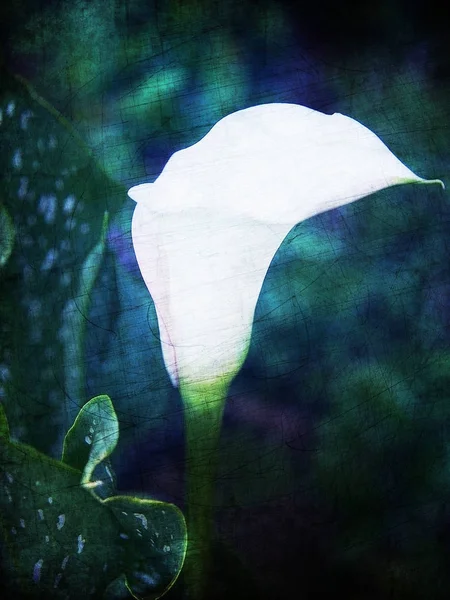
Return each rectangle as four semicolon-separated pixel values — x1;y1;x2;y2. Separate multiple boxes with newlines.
129;103;443;390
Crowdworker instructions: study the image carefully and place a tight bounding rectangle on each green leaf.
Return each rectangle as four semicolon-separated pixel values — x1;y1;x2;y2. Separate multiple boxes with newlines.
0;204;15;269
1;408;186;599
0;402;10;439
105;495;187;600
0;436;124;598
60;211;109;427
62;394;119;488
89;457;117;500
0;71;125;453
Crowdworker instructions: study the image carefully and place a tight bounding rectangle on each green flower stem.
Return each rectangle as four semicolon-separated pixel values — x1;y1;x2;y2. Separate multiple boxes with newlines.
180;377;230;599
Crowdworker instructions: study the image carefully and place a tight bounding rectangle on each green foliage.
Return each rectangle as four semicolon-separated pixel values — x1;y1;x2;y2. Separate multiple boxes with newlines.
62;394;119;489
0;395;187;599
0;204;14;269
0;71;125;453
313;354;450;594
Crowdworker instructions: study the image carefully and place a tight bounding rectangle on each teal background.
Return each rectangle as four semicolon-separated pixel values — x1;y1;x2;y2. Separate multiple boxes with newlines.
1;1;450;598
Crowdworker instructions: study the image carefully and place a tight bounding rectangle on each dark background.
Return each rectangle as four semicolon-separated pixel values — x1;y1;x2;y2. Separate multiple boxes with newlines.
1;1;450;598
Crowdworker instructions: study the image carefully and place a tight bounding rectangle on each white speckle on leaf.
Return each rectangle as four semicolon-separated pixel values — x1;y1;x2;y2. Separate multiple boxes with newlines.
119;533;129;540
163;545;171;553
89;426;94;434
18;177;29;199
33;559;43;583
134;513;148;530
63;195;76;214
77;534;85;554
37;509;44;521
0;366;10;383
6;101;15;117
48;496;53;504
121;511;128;516
60;272;71;287
54;573;63;588
65;218;76;231
55;178;64;190
20;110;33;130
35;481;40;486
45;535;50;543
11;527;17;535
136;529;143;537
41;248;58;272
12;149;22;169
84;435;92;445
38;194;57;225
61;555;70;570
20;519;26;528
56;514;65;530
103;563;108;572
48;135;57;149
80;223;90;234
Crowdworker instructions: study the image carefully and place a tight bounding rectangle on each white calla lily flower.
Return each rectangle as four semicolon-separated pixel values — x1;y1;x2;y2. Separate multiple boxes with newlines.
129;102;443;599
129;102;442;392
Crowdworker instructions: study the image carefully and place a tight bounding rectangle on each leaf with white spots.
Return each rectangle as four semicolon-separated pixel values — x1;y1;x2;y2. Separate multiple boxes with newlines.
105;495;187;600
61;394;119;488
0;72;124;453
0;430;121;598
0;406;187;599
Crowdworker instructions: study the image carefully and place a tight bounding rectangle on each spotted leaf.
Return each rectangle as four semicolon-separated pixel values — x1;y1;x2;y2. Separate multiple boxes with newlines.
0;400;187;599
105;495;187;600
62;394;119;490
0;70;124;453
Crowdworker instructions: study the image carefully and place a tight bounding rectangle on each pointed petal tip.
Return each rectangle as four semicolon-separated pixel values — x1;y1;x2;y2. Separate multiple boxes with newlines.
417;177;445;190
397;176;445;190
128;183;152;203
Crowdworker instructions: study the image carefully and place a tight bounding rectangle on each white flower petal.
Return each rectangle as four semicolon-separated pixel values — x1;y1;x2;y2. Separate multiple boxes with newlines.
129;103;443;386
